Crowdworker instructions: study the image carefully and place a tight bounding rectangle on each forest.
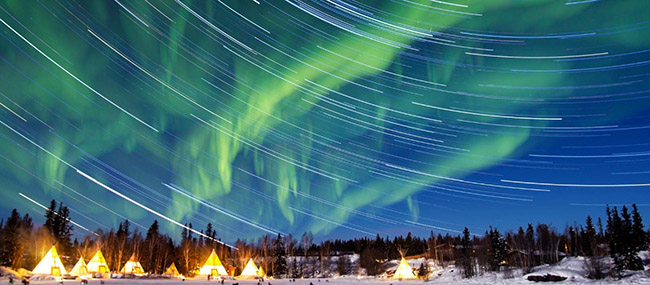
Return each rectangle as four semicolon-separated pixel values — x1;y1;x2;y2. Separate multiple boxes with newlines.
0;201;647;280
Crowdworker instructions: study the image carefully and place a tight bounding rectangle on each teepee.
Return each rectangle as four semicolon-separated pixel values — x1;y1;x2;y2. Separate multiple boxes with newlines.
69;256;89;277
121;254;144;274
87;250;109;273
239;258;263;278
165;263;180;277
198;249;227;277
257;266;266;278
32;246;67;276
393;258;416;279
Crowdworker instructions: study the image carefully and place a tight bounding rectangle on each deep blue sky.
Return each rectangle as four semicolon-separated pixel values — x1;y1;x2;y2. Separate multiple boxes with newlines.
0;0;649;244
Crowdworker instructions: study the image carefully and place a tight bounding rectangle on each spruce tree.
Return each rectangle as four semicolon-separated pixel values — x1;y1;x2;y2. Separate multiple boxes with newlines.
631;204;646;252
582;216;596;256
143;220;161;273
607;206;643;273
621;206;643;270
0;209;21;267
273;233;287;278
525;224;535;267
44;200;56;231
488;227;506;272
55;202;73;255
460;227;473;278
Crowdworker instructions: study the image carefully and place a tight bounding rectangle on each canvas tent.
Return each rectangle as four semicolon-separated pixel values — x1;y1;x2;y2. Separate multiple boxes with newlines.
257;266;266;278
32;246;67;277
87;250;109;273
69;256;89;277
393;258;416;279
121;254;144;274
239;258;263;279
165;263;180;277
198;249;228;276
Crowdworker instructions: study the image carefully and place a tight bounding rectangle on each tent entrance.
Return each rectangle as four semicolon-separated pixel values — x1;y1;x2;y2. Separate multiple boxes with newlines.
211;268;218;276
51;266;61;276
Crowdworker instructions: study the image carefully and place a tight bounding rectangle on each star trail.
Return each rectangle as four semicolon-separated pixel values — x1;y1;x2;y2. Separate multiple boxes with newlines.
0;0;649;242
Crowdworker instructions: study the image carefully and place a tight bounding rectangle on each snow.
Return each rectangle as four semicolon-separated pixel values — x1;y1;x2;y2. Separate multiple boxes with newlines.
3;253;650;284
0;273;649;284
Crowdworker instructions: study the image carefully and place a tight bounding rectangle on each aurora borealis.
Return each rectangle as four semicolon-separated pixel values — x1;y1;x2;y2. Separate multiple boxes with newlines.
1;0;650;242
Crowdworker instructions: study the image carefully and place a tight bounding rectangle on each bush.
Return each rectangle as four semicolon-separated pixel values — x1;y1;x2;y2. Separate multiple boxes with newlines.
583;256;606;280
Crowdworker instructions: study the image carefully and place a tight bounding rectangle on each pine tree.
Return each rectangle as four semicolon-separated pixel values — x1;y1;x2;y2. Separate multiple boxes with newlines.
581;216;596;256
488;227;506;272
0;209;21;267
43;200;73;256
525;224;535;267
273;233;287;278
621;206;643;270
597;217;604;238
143;220;161;273
607;206;643;273
44;200;56;232
631;204;646;252
56;202;73;256
459;227;474;278
115;219;131;271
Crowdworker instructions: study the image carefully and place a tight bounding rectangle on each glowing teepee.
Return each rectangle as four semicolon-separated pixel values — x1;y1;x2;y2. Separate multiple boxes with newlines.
256;265;266;278
87;250;109;273
198;249;228;276
165;263;180;277
393;258;416;279
32;246;67;276
239;258;263;278
69;256;89;277
121;254;144;274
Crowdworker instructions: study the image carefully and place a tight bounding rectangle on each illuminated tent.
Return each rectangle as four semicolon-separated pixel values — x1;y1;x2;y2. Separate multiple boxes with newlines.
121;254;144;275
238;258;263;279
32;246;67;277
393;258;416;279
87;250;109;273
198;249;227;276
165;263;180;277
69;256;89;277
257;266;266;278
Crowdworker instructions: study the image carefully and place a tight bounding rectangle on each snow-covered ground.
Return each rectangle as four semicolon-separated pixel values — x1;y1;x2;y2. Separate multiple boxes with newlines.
2;273;650;284
4;253;650;284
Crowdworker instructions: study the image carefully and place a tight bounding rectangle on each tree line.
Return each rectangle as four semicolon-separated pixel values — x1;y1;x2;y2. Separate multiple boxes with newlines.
0;201;647;279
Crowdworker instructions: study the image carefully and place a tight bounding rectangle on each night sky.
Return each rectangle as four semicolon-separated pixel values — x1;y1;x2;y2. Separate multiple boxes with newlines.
1;0;649;243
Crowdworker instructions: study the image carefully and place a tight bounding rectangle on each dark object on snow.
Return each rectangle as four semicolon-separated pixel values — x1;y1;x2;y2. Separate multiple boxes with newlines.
80;279;88;285
527;274;568;282
20;279;29;285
